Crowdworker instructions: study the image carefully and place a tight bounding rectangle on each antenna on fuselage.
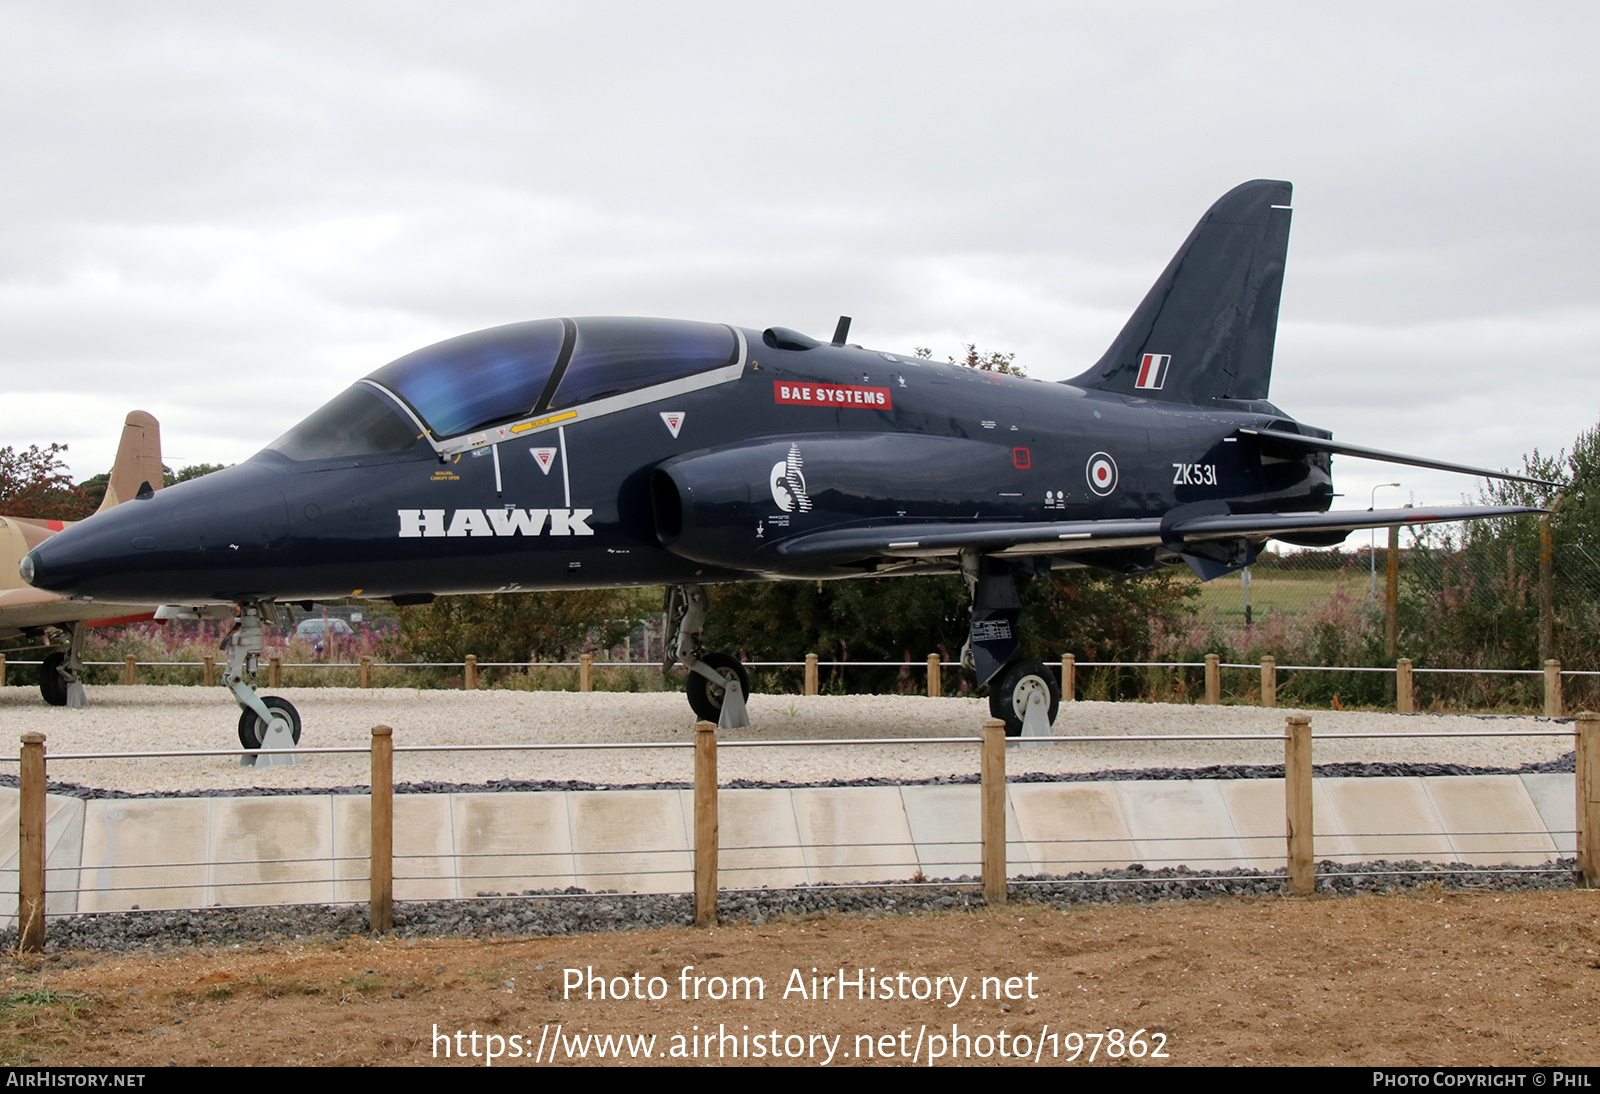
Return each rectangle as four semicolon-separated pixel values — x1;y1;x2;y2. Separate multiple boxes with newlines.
831;316;851;346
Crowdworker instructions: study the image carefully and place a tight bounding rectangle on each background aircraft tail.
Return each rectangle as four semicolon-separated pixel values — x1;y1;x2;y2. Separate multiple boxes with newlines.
1068;179;1292;406
95;410;163;513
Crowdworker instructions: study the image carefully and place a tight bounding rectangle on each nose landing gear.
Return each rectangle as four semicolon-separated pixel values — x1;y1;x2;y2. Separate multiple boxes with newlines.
663;584;751;729
222;603;300;765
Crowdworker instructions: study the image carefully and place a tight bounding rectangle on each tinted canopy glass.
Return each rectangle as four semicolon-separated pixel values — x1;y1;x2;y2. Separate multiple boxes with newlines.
366;319;567;438
266;384;424;462
549;318;739;410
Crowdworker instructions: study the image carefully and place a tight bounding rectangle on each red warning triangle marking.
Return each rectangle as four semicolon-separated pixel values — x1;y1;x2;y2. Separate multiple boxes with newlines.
660;411;685;438
530;447;558;475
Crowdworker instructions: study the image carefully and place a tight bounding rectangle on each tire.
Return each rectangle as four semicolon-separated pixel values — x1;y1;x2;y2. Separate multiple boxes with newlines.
988;659;1059;738
38;651;68;707
237;695;303;749
685;652;751;723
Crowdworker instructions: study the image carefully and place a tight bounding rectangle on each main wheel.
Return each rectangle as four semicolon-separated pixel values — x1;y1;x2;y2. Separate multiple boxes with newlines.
988;659;1059;738
237;695;303;749
38;651;68;707
685;652;751;722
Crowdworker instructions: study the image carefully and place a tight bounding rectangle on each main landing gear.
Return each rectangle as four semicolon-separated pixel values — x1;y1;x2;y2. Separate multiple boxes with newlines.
663;584;751;729
961;551;1060;738
37;622;88;708
222;603;300;765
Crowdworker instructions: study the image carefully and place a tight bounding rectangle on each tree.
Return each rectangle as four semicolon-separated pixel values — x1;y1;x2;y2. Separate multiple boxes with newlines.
394;588;656;679
913;344;1025;376
0;443;96;520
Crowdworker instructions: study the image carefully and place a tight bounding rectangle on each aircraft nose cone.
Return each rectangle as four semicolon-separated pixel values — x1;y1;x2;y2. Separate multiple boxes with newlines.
22;464;291;602
17;551;34;586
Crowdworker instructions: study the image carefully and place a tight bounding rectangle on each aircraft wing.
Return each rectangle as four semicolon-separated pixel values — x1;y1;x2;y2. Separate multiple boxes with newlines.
773;505;1543;566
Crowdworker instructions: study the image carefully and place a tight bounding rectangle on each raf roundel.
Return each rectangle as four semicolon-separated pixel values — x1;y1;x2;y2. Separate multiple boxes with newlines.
1086;452;1118;496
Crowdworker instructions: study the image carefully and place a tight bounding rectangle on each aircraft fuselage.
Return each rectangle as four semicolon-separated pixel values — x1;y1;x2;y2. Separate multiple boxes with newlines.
22;325;1332;605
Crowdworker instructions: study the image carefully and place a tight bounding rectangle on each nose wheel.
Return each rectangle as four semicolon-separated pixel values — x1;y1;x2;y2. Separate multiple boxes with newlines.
237;695;302;749
685;652;751;724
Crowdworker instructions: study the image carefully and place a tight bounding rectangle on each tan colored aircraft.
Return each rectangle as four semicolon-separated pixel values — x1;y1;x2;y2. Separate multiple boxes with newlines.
0;411;164;705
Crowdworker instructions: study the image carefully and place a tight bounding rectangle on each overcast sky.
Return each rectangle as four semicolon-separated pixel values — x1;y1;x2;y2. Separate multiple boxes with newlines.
2;2;1596;519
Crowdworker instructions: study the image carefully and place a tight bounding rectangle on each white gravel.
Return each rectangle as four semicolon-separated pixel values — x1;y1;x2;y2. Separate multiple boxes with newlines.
0;685;1573;794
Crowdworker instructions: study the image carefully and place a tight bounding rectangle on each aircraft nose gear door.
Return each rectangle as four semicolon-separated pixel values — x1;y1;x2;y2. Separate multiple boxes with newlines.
221;603;301;767
663;584;752;729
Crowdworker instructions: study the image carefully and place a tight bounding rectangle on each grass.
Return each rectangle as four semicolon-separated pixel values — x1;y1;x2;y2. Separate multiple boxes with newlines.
1189;570;1371;624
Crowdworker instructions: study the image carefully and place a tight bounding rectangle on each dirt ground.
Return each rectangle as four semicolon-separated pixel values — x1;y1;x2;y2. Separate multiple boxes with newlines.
0;888;1595;1068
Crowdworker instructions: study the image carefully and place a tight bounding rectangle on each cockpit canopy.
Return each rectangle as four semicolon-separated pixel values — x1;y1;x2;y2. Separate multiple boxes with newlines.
265;316;740;462
370;316;738;437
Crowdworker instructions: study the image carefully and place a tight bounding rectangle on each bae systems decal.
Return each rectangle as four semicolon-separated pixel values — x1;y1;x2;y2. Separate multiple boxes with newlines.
769;444;812;513
398;509;595;537
773;381;892;408
1086;452;1118;496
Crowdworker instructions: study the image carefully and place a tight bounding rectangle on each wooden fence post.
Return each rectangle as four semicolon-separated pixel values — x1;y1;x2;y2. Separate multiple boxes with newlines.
1577;712;1599;888
202;655;215;687
464;655;477;690
926;654;940;698
1260;656;1277;708
1396;658;1414;713
694;721;718;927
1285;714;1314;896
0;653;5;687
1060;654;1075;702
123;656;136;685
804;653;819;696
360;656;372;688
1204;653;1221;705
579;653;593;693
370;726;394;932
18;732;46;953
981;717;1006;906
268;654;282;688
1545;659;1563;717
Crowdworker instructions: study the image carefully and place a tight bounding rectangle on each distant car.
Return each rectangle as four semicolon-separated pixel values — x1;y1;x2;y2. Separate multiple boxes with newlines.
295;617;354;654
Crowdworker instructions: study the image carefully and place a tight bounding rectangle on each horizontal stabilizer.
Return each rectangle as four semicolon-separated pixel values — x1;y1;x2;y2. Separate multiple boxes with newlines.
1241;428;1558;488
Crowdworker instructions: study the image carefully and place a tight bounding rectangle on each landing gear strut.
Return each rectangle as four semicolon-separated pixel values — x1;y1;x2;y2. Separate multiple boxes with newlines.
962;551;1059;738
222;603;300;765
663;584;751;729
38;623;88;708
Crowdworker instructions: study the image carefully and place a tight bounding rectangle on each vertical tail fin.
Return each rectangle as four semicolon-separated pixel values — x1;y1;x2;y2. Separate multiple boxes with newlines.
95;411;163;514
1069;179;1292;405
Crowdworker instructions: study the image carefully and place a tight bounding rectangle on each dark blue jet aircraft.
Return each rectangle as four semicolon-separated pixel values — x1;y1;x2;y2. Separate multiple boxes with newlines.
20;180;1550;746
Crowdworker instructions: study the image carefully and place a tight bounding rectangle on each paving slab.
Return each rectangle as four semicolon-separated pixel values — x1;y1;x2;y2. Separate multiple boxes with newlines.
1218;779;1354;869
1008;782;1136;875
333;795;458;902
1519;773;1577;856
77;798;210;914
1317;777;1453;863
1116;780;1246;871
790;787;917;883
714;788;808;890
568;790;691;893
208;797;335;906
899;784;1026;880
1423;775;1559;866
453;792;575;895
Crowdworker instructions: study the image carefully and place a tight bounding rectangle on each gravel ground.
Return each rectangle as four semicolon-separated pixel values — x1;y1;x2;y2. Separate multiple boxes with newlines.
0;685;1576;794
7;860;1579;953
